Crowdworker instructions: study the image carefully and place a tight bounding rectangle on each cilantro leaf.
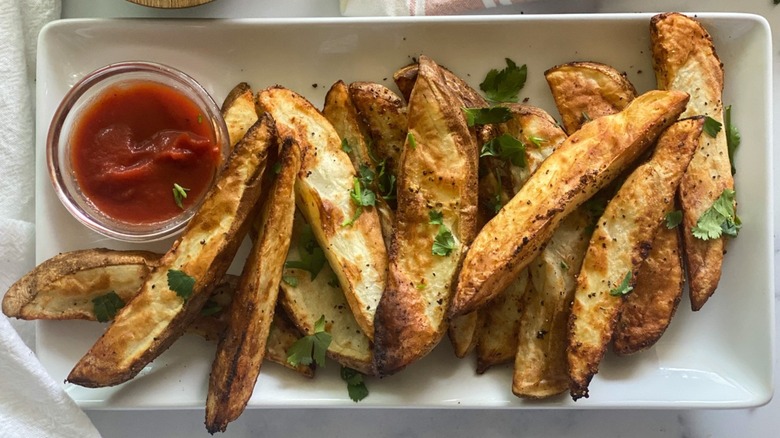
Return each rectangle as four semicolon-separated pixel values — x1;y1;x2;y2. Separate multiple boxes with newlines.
340;366;369;402
703;116;722;138
609;271;634;297
480;133;526;167
358;164;375;187
286;315;332;367
463;107;512;127
92;291;125;322
432;225;456;257
375;159;397;202
528;136;545;148
168;269;195;301
200;299;222;317
343;177;377;227
284;224;326;280
341;138;352;154
172;183;190;209
407;132;417;150
428;210;444;225
479;58;527;103
724;105;740;175
665;210;683;229
282;275;298;287
489;193;503;214
691;189;740;240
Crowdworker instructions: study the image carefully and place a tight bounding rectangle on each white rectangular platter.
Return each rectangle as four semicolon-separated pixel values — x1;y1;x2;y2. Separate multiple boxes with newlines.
35;14;773;409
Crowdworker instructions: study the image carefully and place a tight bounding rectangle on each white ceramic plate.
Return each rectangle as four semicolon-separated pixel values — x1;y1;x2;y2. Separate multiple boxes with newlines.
35;14;773;409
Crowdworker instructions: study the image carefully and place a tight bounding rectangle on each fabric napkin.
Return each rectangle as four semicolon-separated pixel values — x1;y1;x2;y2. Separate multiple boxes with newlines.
340;0;534;16
0;0;100;436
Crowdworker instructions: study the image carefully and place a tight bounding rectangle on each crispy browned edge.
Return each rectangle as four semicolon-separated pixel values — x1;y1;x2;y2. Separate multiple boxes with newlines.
66;115;276;388
393;63;488;108
650;12;732;311
206;137;300;433
221;82;258;148
221;82;252;114
373;56;478;376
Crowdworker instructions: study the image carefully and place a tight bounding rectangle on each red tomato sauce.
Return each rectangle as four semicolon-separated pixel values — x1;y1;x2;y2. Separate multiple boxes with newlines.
70;81;221;225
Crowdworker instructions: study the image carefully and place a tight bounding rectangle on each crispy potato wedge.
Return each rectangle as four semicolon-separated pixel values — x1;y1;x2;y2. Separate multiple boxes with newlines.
206;138;301;433
348;81;408;183
451;90;689;317
513;208;591;398
2;248;157;320
324;80;395;247
567;118;703;400
475;268;529;374
448;312;479;358
67;115;276;388
651;12;734;311
221;82;259;148
280;212;373;375
393;63;488;108
544;62;637;135
373;56;479;376
257;86;387;341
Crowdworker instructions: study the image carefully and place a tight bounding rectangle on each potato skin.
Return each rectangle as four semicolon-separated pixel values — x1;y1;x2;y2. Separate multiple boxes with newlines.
221;82;258;148
373;56;478;376
451;90;689;317
651;12;733;311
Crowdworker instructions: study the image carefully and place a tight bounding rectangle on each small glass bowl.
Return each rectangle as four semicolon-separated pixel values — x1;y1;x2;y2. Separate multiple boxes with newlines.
47;61;229;242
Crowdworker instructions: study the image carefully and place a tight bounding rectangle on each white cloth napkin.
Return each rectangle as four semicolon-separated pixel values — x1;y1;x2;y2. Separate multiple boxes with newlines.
340;0;533;16
0;1;100;436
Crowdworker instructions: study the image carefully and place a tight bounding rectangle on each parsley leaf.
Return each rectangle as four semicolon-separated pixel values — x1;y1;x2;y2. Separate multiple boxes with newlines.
463;106;512;127
358;164;375;187
703;116;722;138
284;224;326;280
341;366;369;402
282;275;298;287
480;133;526;167
172;183;190;209
665;210;683;229
286;315;332;367
428;210;444;225
343;177;377;227
725;105;740;175
479;58;527;103
528;136;545;148
609;271;634;297
168;269;195;301
691;188;740;240
92;291;125;322
407;132;417;150
200;299;222;317
341;138;352;154
432;225;456;256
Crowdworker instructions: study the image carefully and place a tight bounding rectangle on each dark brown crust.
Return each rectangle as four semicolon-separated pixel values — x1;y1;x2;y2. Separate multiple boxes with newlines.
392;63;488;108
220;82;252;114
67;114;277;388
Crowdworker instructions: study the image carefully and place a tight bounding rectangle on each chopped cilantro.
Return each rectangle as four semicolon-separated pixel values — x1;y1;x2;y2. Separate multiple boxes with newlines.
343;177;377;226
691;188;740;240
463;106;512;127
168;269;195;301
407;132;417;150
286;315;332;367
172;183;190;209
92;291;125;322
609;271;634;297
358;164;375;187
285;224;326;280
432;225;456;257
341;366;369;402
528;136;545;148
489;193;503;214
480;133;526;168
282;275;298;287
341;138;352;154
479;58;527;103
665;210;683;229
724;105;740;175
416;283;427;290
703;116;722;138
428;210;444;225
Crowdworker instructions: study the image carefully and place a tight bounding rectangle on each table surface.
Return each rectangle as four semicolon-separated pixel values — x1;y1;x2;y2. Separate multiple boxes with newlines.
59;0;779;437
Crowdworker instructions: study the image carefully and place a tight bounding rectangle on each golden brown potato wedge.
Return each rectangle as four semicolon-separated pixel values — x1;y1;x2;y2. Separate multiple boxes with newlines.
451;90;689;317
373;56;478;376
513;208;591;399
567;118;703;400
257;86;387;341
67;115;277;388
544;62;637;135
206;137;301;433
448;312;479;358
651;12;734;311
280;212;373;375
221;82;258;148
393;63;488;108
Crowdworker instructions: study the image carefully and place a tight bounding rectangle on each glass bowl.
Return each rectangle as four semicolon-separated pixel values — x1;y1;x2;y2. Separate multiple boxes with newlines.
47;61;229;242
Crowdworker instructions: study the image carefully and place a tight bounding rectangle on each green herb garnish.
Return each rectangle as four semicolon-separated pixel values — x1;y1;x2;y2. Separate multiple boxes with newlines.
703;116;722;138
92;291;125;322
172;183;190;209
282;275;299;287
609;271;634;297
407;132;417;150
691;188;740;240
284;225;326;280
665;210;683;229
479;58;527;103
168;269;195;301
428;210;444;225
725;105;740;175
342;177;377;227
480;133;526;168
340;366;369;402
286;315;332;367
463;106;512;127
432;225;456;257
341;138;352;154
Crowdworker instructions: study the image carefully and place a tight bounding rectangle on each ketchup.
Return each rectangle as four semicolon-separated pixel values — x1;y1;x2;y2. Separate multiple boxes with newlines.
70;81;221;225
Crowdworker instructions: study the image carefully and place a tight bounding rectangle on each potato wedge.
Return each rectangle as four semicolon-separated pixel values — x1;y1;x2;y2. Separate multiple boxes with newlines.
67;115;276;388
393;63;488;108
544;62;637;135
513;208;591;399
206;137;301;433
280;212;373;375
221;82;258;148
475;268;529;374
567;118;703;400
373;56;478;376
257;86;387;341
451;90;689;317
651;13;734;311
448;311;479;358
324;80;395;247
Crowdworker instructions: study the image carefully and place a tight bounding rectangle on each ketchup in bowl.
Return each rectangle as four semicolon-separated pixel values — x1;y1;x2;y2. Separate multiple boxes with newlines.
47;62;229;242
